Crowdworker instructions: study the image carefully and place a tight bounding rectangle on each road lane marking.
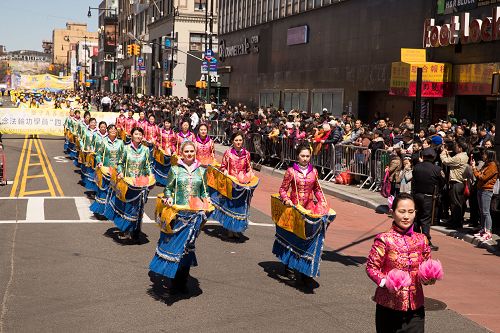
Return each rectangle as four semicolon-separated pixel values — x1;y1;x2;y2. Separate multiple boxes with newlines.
25;197;44;222
18;139;35;197
9;135;28;197
25;174;45;179
22;190;51;195
74;197;95;221
36;136;64;197
30;138;56;197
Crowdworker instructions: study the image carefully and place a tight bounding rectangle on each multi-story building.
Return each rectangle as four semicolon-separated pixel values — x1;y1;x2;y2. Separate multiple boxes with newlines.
95;0;119;92
218;0;500;125
146;0;223;98
52;23;98;75
115;0;225;98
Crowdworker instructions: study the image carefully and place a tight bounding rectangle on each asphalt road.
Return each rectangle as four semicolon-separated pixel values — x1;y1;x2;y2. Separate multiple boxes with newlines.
0;134;491;332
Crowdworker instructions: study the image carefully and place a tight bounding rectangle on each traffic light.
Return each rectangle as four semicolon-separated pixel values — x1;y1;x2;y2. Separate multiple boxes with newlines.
196;81;207;89
133;44;141;56
127;44;133;55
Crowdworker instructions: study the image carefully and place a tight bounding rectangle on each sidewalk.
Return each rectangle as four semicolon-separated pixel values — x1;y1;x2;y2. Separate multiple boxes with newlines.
214;144;500;255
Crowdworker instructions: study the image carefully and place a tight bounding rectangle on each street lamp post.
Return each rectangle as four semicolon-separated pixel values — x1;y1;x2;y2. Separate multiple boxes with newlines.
169;5;179;96
88;6;118;93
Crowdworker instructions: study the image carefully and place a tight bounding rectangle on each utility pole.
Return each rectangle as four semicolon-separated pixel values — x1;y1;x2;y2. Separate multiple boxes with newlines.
204;0;213;102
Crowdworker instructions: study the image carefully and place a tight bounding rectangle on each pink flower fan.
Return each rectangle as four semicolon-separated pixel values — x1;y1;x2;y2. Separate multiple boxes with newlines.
418;259;444;283
385;269;412;292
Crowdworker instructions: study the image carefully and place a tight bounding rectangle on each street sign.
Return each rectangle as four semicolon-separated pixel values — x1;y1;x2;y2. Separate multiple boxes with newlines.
165;38;172;48
209;57;218;74
205;49;213;58
104;76;109;81
113;79;118;84
137;57;146;71
201;60;208;74
142;45;152;54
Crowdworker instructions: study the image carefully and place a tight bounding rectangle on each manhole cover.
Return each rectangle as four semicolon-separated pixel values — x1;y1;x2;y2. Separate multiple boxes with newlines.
424;297;447;311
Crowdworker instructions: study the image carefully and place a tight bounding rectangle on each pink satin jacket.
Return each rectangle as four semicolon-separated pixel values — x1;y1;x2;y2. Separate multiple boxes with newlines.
176;131;195;151
195;136;215;166
220;148;251;176
279;164;326;208
144;122;159;143
158;129;176;154
366;224;431;311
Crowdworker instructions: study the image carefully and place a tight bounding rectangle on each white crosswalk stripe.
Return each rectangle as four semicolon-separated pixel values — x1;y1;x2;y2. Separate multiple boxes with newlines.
0;197;274;226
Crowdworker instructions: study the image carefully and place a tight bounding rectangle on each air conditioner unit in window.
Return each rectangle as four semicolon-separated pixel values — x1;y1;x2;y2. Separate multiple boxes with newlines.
190;44;202;51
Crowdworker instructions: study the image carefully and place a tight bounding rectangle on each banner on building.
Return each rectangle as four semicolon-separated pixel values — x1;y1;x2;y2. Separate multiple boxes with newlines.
390;62;453;97
437;0;477;15
18;74;74;91
0;109;119;136
454;63;500;95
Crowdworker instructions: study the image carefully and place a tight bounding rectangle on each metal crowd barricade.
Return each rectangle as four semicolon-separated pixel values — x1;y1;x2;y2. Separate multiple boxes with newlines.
330;144;372;189
369;149;391;191
207;120;221;142
310;143;335;180
245;133;265;165
0;143;6;186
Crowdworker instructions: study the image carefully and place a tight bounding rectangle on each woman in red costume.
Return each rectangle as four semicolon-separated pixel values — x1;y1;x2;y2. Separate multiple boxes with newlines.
279;144;327;211
366;193;438;333
157;118;176;155
176;120;195;152
220;132;252;179
195;123;215;167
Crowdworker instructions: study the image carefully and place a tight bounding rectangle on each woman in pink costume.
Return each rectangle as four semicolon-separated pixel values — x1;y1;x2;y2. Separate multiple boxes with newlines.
366;193;433;333
176;120;195;152
195;123;215;167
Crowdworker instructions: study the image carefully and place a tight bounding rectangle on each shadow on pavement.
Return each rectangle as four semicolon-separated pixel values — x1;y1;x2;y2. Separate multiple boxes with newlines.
103;227;150;245
202;224;249;243
321;251;366;266
258;261;319;294
147;271;202;306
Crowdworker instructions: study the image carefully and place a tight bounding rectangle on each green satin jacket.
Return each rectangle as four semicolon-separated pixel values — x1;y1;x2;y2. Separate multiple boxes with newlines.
164;161;208;206
95;137;124;168
117;143;152;177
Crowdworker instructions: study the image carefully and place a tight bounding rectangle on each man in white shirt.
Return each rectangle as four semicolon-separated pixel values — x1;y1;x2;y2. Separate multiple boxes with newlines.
101;95;112;112
190;110;200;129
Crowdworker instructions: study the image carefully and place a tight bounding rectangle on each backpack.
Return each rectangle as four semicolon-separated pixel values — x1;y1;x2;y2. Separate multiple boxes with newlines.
381;169;392;198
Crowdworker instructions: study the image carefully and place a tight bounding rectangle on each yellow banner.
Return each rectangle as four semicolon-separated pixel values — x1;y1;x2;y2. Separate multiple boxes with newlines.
409;62;452;83
390;62;411;88
0;108;122;136
19;74;74;91
206;165;234;199
401;48;426;63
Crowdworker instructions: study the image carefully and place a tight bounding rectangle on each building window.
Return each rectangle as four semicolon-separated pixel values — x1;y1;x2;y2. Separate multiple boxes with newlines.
311;89;344;115
259;91;281;108
283;90;308;112
189;33;206;51
195;0;206;10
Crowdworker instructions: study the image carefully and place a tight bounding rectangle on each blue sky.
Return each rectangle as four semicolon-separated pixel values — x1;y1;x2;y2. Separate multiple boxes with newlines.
0;0;101;52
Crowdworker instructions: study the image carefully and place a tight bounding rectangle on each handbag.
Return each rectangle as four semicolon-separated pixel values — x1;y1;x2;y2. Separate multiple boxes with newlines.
463;179;470;198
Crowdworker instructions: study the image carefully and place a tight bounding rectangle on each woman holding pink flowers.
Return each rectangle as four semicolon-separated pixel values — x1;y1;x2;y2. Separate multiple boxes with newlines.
366;193;443;333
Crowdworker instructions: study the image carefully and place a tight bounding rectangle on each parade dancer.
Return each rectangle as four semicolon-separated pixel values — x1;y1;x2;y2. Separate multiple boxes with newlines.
78;117;98;191
157;118;176;155
152;118;176;186
123;109;137;143
63;108;76;153
143;114;159;150
149;141;212;293
90;125;124;216
195;123;215;167
115;109;127;136
104;127;154;243
272;144;332;287
366;193;441;333
137;111;148;131
176;120;195;152
216;132;256;239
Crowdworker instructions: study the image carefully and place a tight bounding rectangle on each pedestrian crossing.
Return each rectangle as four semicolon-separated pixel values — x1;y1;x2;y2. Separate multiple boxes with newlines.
0;196;274;226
